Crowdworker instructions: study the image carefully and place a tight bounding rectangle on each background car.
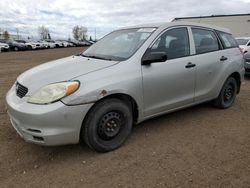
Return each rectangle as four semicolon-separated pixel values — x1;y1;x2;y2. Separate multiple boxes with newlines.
15;39;41;50
66;41;76;47
57;40;73;47
45;40;64;48
236;37;250;53
71;40;92;47
37;40;49;49
42;40;56;48
0;39;27;51
54;40;64;48
244;51;250;76
0;42;10;52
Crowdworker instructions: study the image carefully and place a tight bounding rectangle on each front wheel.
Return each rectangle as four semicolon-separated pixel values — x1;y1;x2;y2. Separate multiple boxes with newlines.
81;98;133;152
213;77;238;109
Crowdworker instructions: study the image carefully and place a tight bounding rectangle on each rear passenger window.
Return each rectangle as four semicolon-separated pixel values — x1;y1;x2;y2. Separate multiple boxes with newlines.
192;28;220;54
217;31;238;49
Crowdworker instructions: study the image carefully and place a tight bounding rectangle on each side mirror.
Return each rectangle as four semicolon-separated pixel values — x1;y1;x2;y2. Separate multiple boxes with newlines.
141;49;167;65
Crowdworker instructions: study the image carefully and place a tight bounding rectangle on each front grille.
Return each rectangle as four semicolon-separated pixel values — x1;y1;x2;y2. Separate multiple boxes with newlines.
16;82;28;98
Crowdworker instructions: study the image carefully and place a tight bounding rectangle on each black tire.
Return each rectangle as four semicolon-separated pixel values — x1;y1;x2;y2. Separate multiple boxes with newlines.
28;46;32;50
14;46;19;51
213;77;237;109
81;98;133;152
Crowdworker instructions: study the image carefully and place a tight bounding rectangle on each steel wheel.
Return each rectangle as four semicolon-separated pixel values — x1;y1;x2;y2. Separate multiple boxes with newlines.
97;111;124;141
82;98;133;152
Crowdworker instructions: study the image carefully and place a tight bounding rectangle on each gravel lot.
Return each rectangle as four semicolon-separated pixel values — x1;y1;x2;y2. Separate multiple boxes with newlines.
0;48;250;187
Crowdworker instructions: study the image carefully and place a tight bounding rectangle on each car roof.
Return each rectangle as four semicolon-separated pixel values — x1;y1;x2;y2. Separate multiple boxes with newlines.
120;21;231;34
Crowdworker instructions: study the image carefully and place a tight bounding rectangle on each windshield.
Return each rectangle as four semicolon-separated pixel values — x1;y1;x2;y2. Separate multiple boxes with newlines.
82;28;156;61
236;39;249;45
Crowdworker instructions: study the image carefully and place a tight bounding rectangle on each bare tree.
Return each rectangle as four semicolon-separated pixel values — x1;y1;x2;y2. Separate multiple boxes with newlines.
38;25;50;40
72;25;87;41
3;31;10;39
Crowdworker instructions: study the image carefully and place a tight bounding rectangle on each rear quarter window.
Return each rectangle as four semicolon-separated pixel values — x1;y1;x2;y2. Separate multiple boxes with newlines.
191;28;220;54
216;31;238;49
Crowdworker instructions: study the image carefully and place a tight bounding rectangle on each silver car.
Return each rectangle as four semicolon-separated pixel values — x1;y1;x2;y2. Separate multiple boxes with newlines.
236;37;250;53
6;22;245;152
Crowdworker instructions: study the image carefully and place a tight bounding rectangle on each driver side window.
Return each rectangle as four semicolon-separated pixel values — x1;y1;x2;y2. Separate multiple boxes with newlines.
151;27;190;60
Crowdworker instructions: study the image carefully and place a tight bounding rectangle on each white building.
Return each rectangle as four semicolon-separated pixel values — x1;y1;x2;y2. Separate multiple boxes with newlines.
173;14;250;37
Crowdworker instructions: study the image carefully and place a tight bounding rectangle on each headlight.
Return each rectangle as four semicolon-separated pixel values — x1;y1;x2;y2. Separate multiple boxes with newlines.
28;81;79;104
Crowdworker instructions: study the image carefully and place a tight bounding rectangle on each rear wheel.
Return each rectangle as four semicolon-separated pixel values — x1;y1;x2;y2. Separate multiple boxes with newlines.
213;77;237;109
14;47;18;51
81;98;133;152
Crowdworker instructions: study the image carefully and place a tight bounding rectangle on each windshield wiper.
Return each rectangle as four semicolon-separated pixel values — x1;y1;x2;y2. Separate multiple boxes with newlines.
80;54;112;61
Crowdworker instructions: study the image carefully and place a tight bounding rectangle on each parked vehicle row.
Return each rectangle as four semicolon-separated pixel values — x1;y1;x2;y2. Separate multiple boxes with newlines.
0;39;93;52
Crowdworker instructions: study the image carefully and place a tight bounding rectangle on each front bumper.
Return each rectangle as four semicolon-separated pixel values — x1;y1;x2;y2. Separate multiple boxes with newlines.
6;85;93;146
1;46;9;51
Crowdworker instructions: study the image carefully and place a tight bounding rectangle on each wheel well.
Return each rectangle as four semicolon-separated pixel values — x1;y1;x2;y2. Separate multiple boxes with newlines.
79;93;139;143
229;72;241;93
99;94;139;123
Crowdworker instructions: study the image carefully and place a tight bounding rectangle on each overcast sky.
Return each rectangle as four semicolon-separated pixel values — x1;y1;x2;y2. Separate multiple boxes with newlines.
0;0;250;40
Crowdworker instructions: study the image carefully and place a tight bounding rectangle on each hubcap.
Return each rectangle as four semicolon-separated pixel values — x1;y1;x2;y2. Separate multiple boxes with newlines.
97;111;124;140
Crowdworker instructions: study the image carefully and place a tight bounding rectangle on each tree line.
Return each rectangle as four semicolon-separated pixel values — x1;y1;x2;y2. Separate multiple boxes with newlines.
0;25;92;41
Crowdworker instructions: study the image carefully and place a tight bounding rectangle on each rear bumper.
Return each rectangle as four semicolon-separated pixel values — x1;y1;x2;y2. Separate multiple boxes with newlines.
5;85;93;146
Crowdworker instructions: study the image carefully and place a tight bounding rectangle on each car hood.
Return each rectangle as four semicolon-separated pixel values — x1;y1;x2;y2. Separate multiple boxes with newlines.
17;56;119;94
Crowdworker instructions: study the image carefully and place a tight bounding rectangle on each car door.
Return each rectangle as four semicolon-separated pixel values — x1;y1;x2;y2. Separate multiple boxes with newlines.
142;27;196;117
189;27;227;102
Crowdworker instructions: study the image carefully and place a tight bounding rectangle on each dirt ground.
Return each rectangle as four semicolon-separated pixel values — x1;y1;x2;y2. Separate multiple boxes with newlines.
0;47;250;188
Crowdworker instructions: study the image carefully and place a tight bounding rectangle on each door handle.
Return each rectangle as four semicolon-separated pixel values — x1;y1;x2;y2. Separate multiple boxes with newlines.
185;62;196;68
220;56;228;61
